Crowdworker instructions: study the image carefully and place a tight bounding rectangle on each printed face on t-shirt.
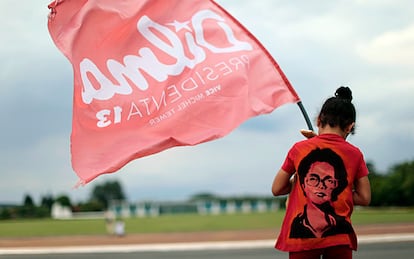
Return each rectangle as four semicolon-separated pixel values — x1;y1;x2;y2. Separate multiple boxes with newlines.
303;161;338;204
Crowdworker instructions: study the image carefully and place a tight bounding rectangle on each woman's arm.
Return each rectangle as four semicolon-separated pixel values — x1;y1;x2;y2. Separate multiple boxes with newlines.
272;169;294;196
353;175;371;206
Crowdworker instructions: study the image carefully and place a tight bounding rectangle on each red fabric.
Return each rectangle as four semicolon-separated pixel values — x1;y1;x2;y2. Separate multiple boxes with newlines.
47;0;299;183
289;245;352;259
276;134;369;252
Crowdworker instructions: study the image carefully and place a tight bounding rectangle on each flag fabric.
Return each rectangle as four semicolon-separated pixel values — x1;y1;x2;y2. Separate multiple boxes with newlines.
47;0;300;184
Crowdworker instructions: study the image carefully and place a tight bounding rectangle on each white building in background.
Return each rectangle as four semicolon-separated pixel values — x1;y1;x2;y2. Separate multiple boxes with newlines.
51;202;72;219
109;196;282;218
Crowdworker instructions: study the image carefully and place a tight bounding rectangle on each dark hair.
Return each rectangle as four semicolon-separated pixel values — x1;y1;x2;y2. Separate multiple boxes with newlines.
298;148;348;201
318;86;356;134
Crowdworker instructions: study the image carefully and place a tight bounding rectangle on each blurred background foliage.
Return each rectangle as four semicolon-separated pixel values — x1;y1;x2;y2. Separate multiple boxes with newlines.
1;159;413;220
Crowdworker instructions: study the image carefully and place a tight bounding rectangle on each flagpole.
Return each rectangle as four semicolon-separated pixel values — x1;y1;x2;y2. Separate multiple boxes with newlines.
297;101;314;131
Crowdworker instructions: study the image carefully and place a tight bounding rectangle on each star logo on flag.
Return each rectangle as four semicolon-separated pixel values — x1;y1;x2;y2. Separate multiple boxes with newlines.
167;20;192;32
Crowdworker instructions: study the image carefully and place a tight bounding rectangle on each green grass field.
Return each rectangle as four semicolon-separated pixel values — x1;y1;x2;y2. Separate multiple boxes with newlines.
0;208;413;238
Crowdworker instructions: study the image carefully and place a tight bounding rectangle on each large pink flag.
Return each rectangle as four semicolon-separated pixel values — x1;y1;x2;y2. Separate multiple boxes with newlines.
48;0;300;184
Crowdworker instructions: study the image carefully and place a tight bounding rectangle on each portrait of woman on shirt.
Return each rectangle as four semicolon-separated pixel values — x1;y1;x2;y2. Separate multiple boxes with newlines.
289;148;353;238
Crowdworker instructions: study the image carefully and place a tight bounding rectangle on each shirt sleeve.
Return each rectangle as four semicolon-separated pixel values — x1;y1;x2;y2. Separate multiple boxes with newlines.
356;152;369;179
281;146;296;175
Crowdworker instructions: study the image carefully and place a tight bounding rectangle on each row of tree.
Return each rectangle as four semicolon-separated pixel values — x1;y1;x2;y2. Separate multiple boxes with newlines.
368;160;414;206
0;181;125;220
1;159;413;220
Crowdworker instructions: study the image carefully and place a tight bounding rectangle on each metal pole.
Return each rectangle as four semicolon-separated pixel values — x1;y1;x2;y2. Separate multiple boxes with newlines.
297;101;314;131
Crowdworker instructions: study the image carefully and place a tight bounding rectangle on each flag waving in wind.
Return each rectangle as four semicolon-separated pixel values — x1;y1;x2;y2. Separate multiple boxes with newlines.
47;0;300;184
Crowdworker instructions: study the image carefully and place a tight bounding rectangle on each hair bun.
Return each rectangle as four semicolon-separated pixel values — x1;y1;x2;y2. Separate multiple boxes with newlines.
335;86;353;102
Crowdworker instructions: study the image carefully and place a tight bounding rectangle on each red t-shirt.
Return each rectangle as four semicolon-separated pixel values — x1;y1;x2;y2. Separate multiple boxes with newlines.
275;134;369;252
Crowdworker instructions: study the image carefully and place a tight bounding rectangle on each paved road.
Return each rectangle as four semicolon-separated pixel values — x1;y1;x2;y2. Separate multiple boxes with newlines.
2;240;413;259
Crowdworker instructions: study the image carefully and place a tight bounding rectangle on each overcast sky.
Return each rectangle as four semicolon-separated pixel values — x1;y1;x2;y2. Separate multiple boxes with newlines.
1;0;413;205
